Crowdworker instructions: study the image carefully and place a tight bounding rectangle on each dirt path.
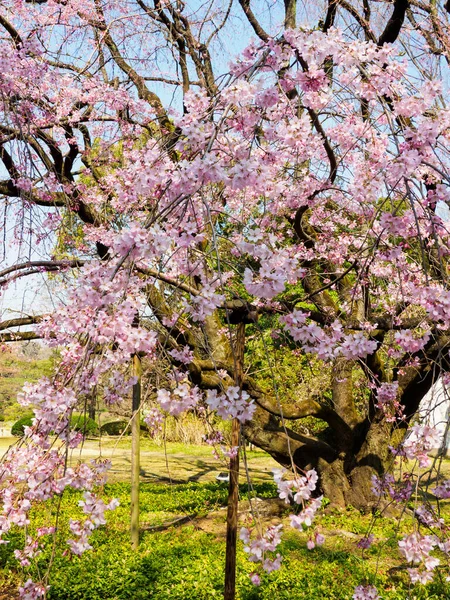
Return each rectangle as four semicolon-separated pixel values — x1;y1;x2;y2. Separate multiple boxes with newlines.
0;437;278;484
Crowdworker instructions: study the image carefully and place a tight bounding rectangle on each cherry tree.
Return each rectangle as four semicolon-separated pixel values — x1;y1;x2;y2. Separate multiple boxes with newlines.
2;0;450;598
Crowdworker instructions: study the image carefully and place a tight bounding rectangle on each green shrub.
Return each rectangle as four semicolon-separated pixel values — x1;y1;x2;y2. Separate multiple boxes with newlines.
11;413;99;437
70;414;99;437
0;414;5;422
11;414;34;436
100;420;130;436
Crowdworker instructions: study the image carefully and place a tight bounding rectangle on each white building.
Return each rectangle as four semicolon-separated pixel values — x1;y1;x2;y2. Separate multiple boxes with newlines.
418;379;450;453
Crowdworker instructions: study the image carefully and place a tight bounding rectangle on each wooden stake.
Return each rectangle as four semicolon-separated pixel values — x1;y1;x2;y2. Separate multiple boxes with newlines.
131;352;141;550
224;322;245;600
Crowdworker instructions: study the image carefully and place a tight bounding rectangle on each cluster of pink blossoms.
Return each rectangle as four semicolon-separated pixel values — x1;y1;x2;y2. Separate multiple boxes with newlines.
17;379;77;440
375;382;404;422
0;364;119;570
205;387;255;422
393;330;430;355
281;312;378;361
240;467;323;585
433;480;450;499
274;469;323;541
371;473;413;503
143;407;165;436
353;585;379;600
168;346;195;364
67;492;120;556
398;425;441;467
239;524;283;579
157;383;201;416
399;533;440;584
18;580;49;600
273;468;318;504
239;243;305;300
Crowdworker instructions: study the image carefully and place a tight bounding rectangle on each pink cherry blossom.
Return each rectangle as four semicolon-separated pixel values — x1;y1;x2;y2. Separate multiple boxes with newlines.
353;585;379;600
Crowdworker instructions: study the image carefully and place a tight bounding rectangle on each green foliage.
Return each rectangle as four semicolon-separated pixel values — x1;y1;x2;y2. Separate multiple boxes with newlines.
11;413;99;437
11;413;34;436
243;316;333;438
245;317;324;400
70;414;99;436
102;481;277;516
52;210;86;259
2;482;450;599
46;527;227;600
0;351;55;420
100;421;131;436
146;412;215;445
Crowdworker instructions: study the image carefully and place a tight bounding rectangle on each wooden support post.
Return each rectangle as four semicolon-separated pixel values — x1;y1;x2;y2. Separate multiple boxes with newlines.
224;321;245;600
131;352;141;550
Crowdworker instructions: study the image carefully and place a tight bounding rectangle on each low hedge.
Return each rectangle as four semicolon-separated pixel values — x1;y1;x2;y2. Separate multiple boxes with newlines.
11;413;34;436
70;414;99;436
11;413;99;437
100;420;130;436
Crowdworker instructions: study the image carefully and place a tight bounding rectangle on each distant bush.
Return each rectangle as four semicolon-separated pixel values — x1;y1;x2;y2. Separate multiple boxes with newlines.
0;352;56;421
11;413;99;437
70;414;99;437
100;420;130;436
11;414;34;436
0;414;5;422
148;413;211;445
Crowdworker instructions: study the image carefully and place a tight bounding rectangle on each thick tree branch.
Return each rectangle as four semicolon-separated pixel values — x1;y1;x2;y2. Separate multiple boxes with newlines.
0;260;84;281
0;15;22;48
322;0;337;32
378;0;409;46
93;0;173;134
244;406;338;468
397;335;450;419
0;180;66;206
0;332;42;342
284;0;296;29
237;0;269;41
0;316;45;331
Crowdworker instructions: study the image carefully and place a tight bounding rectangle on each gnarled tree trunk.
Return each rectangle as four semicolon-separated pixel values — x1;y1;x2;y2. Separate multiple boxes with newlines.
242;352;442;510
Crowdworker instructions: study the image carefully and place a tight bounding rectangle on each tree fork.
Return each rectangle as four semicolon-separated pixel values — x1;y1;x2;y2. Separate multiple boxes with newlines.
224;321;245;600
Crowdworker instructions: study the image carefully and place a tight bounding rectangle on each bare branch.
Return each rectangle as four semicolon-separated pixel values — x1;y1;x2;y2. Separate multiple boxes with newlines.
378;0;409;46
338;0;377;42
0;260;84;284
0;316;45;332
284;0;296;29
0;332;42;342
237;0;269;41
0;15;22;48
93;0;172;131
322;0;338;32
137;266;200;295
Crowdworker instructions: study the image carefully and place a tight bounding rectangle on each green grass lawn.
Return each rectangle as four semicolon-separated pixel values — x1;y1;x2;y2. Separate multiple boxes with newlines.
0;437;279;485
1;478;450;599
2;437;450;598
